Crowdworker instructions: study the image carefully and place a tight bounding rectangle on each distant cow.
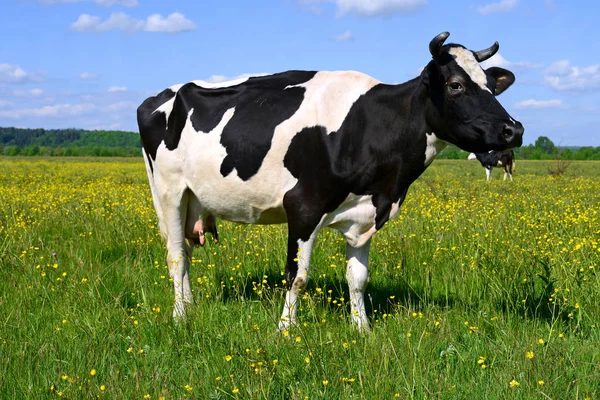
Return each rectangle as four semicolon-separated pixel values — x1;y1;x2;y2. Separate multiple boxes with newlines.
468;150;515;181
137;32;523;332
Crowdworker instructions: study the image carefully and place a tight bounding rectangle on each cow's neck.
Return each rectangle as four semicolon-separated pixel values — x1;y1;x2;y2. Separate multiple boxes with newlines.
367;77;442;186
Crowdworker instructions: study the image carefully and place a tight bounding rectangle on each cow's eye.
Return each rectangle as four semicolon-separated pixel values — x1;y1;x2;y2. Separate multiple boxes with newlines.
448;81;464;92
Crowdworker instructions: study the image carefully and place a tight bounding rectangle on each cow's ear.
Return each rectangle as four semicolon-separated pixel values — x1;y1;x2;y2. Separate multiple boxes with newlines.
486;67;515;96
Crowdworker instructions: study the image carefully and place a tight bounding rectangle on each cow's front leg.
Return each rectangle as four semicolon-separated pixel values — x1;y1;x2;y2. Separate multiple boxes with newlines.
346;238;371;332
279;217;321;331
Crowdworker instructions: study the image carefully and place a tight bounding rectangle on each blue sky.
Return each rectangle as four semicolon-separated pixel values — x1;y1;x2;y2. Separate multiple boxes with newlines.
0;0;599;146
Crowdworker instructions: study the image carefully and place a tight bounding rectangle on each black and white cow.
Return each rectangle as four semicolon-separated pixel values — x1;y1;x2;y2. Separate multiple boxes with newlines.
137;32;523;331
468;150;515;181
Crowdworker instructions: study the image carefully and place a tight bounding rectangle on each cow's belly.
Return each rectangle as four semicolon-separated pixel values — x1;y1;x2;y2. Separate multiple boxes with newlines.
323;194;378;248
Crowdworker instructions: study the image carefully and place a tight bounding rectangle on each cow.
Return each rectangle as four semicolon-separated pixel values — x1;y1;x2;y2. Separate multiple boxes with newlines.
468;150;515;181
137;31;523;332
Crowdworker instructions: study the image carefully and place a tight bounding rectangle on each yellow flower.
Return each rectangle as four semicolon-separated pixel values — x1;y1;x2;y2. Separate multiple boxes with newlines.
295;336;301;343
90;369;97;376
305;357;310;363
100;385;106;391
232;388;240;394
538;338;545;345
184;385;193;392
144;395;151;399
509;380;520;387
322;380;329;386
225;355;232;361
272;359;278;365
538;380;544;386
526;351;535;359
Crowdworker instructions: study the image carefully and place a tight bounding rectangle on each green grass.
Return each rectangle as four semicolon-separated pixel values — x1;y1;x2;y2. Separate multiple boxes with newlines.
1;157;599;399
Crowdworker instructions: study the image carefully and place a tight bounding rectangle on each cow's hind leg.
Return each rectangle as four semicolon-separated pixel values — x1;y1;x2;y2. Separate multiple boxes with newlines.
485;167;492;181
163;189;193;319
346;238;371;332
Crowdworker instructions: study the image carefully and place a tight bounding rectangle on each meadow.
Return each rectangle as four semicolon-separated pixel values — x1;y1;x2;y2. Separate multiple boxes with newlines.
0;157;599;399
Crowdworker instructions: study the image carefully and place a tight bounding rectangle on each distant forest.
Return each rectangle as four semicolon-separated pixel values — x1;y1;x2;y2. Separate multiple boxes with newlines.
439;136;600;160
0;127;141;157
1;127;600;160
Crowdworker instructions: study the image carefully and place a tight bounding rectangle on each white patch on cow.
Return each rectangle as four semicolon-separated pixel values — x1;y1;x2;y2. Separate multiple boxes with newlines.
152;85;184;129
467;152;477;160
153;96;177;128
168;83;184;92
324;193;377;248
448;47;491;93
424;132;447;166
191;77;249;89
485;167;492;180
497;160;503;167
285;71;380;134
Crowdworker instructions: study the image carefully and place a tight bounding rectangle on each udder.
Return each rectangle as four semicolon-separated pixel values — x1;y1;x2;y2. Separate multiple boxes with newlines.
186;215;219;247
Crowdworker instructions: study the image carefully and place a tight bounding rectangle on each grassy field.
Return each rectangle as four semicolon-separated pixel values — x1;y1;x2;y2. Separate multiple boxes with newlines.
1;157;599;399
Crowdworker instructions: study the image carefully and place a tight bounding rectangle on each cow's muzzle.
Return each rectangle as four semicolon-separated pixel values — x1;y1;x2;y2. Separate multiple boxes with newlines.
502;121;524;146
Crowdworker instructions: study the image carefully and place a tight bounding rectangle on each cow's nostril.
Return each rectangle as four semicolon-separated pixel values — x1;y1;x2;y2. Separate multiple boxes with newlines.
503;124;515;142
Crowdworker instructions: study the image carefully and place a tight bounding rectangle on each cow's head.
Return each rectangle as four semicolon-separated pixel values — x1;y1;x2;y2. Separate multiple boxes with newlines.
423;32;523;152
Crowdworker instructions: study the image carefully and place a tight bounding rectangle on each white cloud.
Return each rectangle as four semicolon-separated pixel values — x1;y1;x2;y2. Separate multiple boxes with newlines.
0;99;14;108
300;0;427;17
543;60;600;92
145;13;197;33
336;0;427;16
39;0;138;6
105;101;137;112
108;86;128;92
514;99;563;109
480;53;542;72
476;0;518;15
70;12;196;33
0;63;44;84
12;88;44;96
80;72;100;80
333;30;353;42
205;73;269;84
0;103;96;118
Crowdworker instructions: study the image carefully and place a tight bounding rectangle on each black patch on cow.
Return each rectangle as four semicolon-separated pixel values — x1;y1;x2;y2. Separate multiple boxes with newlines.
139;71;316;180
137;88;179;166
283;82;432;238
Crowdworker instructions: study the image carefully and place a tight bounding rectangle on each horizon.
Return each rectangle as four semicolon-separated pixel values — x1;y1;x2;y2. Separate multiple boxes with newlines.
0;0;599;146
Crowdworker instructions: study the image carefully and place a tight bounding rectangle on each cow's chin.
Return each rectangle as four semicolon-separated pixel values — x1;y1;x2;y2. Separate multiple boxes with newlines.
449;130;520;153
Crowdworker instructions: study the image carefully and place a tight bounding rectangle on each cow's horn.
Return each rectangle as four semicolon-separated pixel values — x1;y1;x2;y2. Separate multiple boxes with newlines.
473;41;499;62
429;32;450;59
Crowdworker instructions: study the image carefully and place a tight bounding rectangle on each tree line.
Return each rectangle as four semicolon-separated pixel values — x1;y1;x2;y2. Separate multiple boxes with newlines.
438;136;600;161
0;127;141;157
1;127;599;160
